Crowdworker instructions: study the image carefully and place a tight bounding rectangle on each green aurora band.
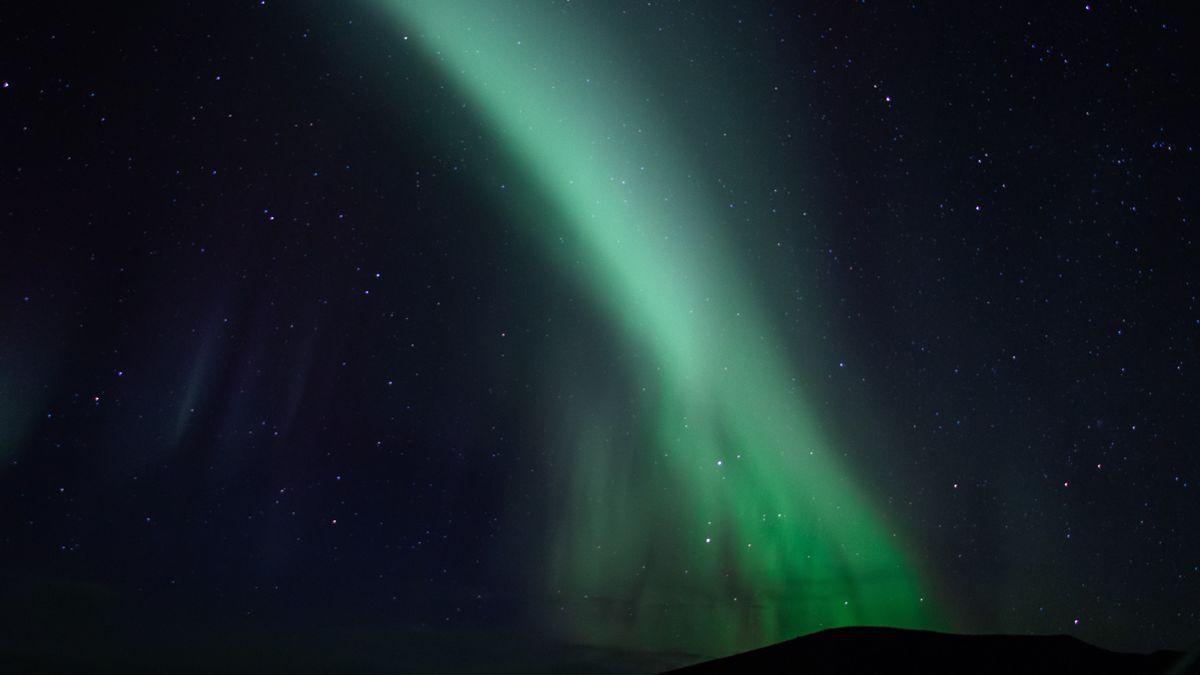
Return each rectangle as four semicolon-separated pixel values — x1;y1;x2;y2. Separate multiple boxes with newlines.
373;0;942;655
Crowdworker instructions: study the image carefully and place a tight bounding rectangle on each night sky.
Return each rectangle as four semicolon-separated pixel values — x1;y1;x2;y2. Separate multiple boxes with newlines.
2;1;1198;671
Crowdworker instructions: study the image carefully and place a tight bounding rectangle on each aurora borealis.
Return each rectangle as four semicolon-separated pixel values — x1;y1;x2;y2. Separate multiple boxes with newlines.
3;1;1199;671
374;0;935;653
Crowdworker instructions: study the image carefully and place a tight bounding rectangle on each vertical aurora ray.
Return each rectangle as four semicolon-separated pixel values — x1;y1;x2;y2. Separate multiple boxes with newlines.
373;0;940;655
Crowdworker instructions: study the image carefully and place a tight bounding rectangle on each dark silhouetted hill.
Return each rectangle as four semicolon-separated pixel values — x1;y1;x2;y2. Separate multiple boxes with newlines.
666;626;1195;675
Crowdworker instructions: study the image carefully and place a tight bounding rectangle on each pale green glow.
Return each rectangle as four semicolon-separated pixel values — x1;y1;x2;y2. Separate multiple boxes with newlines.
374;0;937;655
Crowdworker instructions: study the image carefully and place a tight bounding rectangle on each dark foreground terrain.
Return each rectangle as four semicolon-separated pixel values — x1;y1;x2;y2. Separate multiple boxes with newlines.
669;626;1196;675
1;615;1194;673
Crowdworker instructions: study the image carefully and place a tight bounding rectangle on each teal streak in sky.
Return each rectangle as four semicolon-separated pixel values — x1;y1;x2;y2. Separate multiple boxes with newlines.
373;0;939;656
